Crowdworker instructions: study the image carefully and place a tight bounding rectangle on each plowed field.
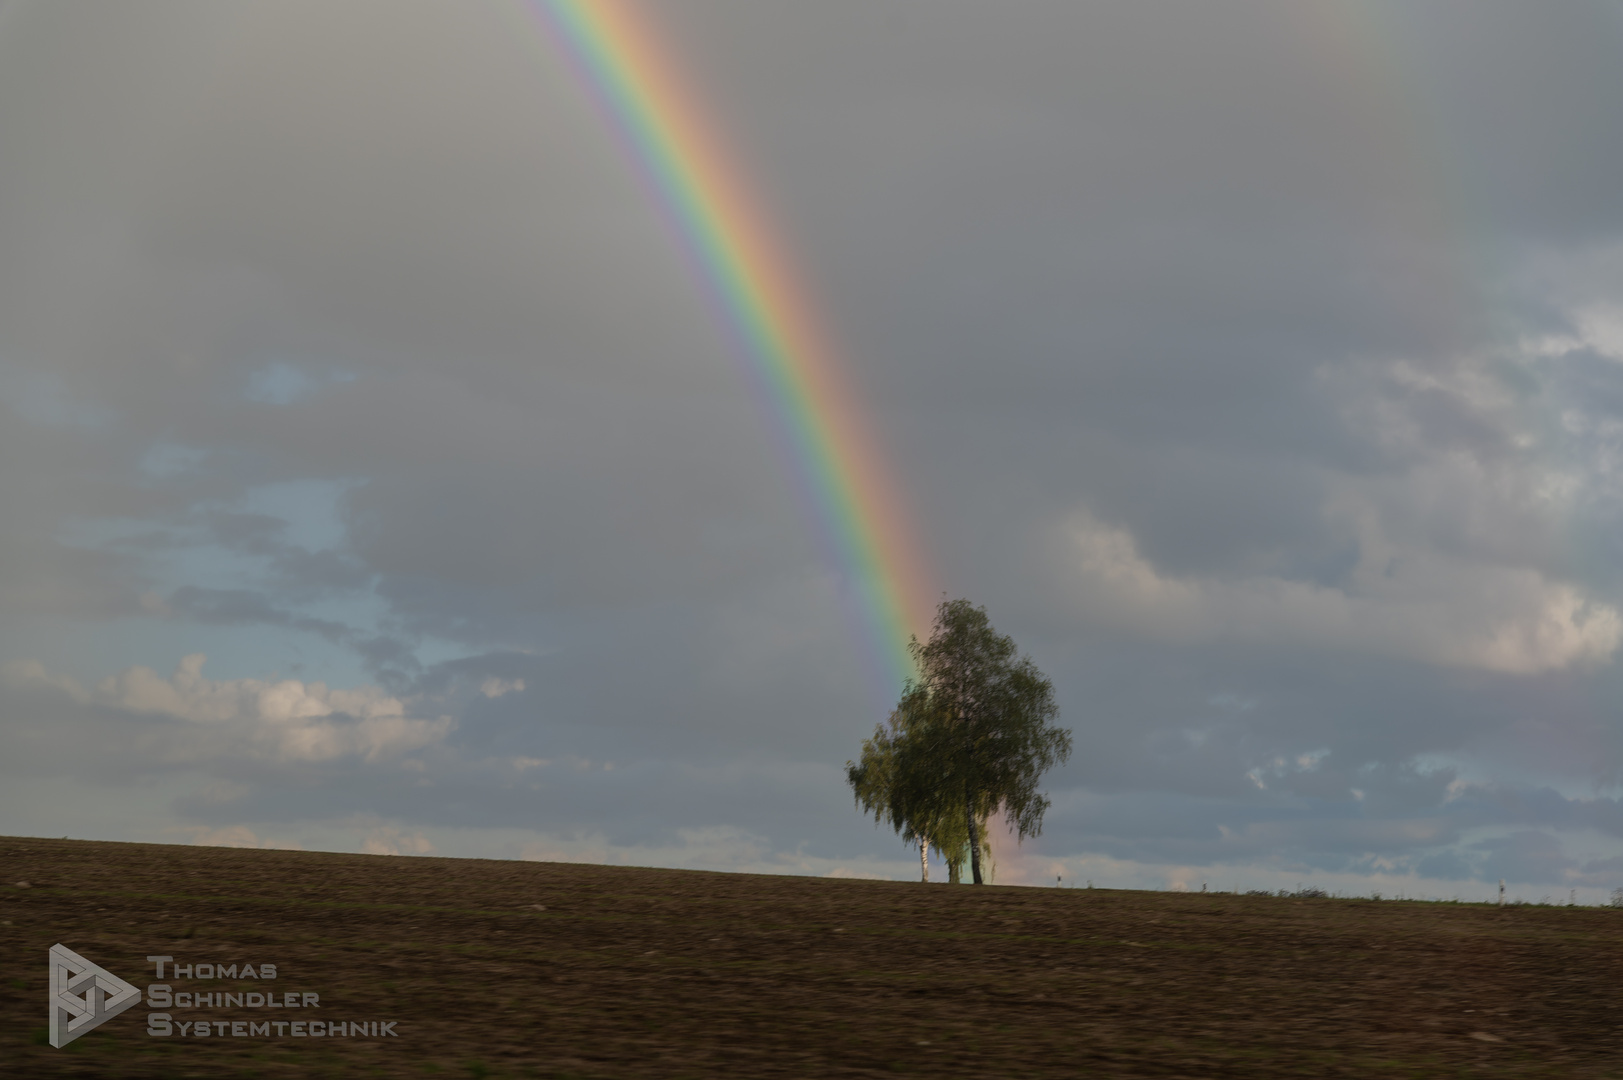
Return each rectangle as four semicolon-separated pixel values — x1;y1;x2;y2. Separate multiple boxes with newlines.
3;835;1621;1077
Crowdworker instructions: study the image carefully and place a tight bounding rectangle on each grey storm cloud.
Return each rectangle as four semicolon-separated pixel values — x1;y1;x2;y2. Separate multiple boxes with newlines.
5;0;1623;894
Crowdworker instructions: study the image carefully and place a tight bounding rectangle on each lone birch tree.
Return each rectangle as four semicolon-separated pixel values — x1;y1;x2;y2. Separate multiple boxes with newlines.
848;598;1070;885
911;599;1069;884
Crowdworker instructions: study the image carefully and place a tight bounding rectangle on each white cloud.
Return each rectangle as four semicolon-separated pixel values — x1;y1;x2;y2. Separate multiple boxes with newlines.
2;654;452;763
1523;304;1623;363
479;676;525;698
180;825;302;850
1058;509;1620;674
362;826;435;856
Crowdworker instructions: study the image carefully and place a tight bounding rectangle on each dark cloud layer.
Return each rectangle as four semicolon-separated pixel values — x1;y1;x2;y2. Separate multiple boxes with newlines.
4;1;1623;893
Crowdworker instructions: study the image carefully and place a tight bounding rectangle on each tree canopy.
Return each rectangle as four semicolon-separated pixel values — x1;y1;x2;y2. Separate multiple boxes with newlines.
847;599;1071;884
847;695;973;882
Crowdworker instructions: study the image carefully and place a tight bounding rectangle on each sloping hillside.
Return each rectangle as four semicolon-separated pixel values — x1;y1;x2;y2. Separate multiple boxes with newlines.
3;835;1619;1077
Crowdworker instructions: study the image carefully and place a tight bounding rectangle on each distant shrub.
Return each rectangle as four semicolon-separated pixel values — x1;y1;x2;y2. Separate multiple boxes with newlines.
1245;890;1273;897
1609;888;1623;909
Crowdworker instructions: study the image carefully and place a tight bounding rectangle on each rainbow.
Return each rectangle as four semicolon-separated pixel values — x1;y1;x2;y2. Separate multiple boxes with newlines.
533;0;935;693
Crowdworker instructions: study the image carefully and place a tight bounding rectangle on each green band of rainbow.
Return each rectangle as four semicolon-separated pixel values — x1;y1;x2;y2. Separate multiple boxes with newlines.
535;0;932;693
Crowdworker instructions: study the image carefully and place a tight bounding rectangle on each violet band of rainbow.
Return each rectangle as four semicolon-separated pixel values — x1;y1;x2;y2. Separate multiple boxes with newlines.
533;0;936;694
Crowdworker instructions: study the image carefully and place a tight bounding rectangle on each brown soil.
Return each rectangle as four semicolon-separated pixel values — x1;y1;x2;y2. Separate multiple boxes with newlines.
2;835;1621;1078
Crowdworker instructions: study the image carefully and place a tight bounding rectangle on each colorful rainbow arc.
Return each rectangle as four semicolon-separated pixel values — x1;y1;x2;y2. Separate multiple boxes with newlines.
534;0;934;693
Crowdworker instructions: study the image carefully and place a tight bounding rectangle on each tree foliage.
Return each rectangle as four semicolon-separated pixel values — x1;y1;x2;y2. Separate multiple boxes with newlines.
847;697;972;881
847;598;1071;884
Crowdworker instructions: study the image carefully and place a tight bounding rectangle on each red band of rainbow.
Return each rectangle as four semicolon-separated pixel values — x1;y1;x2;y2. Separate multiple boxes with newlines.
534;0;935;693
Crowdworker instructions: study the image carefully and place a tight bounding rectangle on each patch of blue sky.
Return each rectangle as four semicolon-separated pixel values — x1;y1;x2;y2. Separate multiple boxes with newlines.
48;479;400;686
169;623;378;688
63;479;361;589
1440;823;1623;897
244;362;357;406
238;478;360;551
412;636;496;671
144;530;281;593
56;513;184;551
1413;751;1620;802
133;544;395;684
139;442;209;479
0;368;113;428
0;612;371;693
410;628;560;670
245;363;314;405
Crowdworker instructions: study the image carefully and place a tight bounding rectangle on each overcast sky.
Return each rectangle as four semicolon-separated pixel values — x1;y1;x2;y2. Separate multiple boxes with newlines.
6;0;1623;899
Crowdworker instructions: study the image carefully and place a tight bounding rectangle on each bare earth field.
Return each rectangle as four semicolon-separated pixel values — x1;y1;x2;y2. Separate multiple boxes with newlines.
4;836;1623;1078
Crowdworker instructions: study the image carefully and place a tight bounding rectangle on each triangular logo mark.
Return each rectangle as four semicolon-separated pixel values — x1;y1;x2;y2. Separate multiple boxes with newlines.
49;944;141;1048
